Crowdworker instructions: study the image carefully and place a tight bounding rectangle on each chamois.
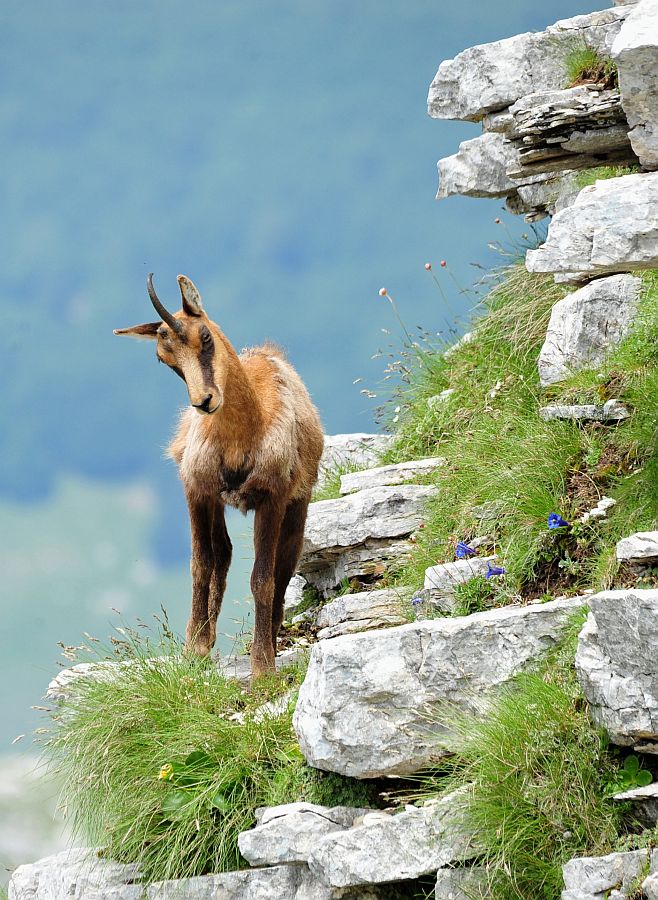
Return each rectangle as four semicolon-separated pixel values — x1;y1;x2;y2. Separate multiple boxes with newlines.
115;274;323;676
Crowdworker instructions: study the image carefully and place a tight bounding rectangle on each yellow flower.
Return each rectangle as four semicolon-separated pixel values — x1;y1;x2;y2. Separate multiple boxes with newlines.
158;763;174;781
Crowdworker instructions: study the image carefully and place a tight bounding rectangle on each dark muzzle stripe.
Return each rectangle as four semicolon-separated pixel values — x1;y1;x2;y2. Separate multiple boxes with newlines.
198;333;215;389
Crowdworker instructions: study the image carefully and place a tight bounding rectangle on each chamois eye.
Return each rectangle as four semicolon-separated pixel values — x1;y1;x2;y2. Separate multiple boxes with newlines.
201;331;211;344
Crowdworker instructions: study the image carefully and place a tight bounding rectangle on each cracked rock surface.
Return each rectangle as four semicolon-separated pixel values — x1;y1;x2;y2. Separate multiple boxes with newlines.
294;596;583;777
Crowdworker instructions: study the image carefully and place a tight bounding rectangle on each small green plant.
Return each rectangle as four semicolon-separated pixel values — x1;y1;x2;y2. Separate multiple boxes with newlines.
452;575;496;616
565;42;618;88
604;754;654;797
575;165;641;190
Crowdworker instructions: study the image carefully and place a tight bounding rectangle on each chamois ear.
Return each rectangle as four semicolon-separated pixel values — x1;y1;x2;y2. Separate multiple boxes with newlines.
113;322;160;340
177;275;204;317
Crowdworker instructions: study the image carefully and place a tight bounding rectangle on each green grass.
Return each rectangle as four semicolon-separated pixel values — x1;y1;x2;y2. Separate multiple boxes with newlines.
382;264;658;601
421;618;627;900
312;460;366;502
44;626;375;884
564;43;618;89
575;165;641;190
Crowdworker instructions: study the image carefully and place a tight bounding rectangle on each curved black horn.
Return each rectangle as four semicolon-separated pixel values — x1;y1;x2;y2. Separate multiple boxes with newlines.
147;273;183;333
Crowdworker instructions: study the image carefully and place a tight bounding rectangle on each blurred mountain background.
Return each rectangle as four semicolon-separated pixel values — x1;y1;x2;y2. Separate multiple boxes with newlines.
0;0;602;880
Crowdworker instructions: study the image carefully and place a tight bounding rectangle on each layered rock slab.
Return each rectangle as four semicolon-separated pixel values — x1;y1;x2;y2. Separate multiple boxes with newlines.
8;848;141;900
616;530;658;562
539;400;629;422
427;8;628;121
526;172;658;278
339;457;445;495
612;0;658;168
436;132;519;199
315;587;413;640
308;793;477;888
238;802;370;867
299;484;436;594
576;589;658;750
294;596;583;777
537;274;642;385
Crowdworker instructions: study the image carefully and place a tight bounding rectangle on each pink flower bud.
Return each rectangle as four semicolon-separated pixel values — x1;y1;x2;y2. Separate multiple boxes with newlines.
440;260;446;268
378;287;387;297
424;262;432;271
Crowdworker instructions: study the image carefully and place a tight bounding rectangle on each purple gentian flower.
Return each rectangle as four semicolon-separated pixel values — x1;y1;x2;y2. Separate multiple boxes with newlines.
547;513;569;530
411;593;424;606
485;563;506;579
455;541;477;559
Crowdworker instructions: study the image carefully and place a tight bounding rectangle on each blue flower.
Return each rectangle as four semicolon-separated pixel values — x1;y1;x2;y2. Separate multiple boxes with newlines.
455;541;477;559
485;563;506;579
547;513;570;530
411;593;424;606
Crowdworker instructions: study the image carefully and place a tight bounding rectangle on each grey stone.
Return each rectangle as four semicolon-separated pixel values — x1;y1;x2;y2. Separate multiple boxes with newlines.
616;530;658;562
613;783;658;827
319;434;393;481
238;802;371;867
308;792;478;888
509;170;582;220
539;400;630;422
435;867;487;900
299;484;436;595
645;871;658;900
537;275;642;386
576;589;658;748
612;0;658;168
293;596;583;778
436;133;519;199
316;587;413;640
424;556;498;594
339;458;445;495
8;848;142;900
284;574;308;616
526;172;658;278
147;864;375;899
427;8;628;122
505;86;633;179
561;849;650;898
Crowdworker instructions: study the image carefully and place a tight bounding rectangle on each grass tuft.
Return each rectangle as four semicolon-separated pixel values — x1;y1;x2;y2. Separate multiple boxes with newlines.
44;625;375;884
564;43;618;89
575;165;641;190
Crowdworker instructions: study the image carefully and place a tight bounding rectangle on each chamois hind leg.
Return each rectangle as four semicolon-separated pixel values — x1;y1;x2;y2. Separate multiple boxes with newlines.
186;495;214;656
271;497;309;653
208;502;232;651
251;494;286;678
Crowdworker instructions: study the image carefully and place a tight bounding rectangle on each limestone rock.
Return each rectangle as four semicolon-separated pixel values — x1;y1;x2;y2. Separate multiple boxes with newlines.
319;434;392;480
505;86;633;179
238;802;370;867
539;400;630;422
526;173;658;278
509;170;582;220
613;783;658;827
537;275;642;385
284;574;307;616
428;8;628;122
299;485;436;594
576;589;658;749
612;0;658;168
8;848;142;900
435;867;487;900
436;133;519;199
316;587;413;640
308;793;478;888
293;596;583;778
339;458;445;495
616;530;658;562
424;556;498;594
561;849;650;899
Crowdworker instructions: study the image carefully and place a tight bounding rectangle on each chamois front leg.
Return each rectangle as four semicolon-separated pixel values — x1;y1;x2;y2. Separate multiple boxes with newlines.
271;497;309;651
186;495;214;656
251;494;286;677
208;502;232;650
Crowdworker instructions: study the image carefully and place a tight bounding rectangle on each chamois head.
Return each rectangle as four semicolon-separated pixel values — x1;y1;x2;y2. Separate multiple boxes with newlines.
114;274;229;415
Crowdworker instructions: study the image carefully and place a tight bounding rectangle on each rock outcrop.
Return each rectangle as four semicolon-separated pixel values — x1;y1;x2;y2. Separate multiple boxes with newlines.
315;587;412;640
539;400;629;422
576;588;658;751
611;0;658;168
294;596;583;777
526;173;658;279
339;458;444;495
537;274;642;384
561;849;656;900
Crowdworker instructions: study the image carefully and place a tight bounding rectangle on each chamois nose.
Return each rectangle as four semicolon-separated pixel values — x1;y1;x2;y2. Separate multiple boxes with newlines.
193;394;213;413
